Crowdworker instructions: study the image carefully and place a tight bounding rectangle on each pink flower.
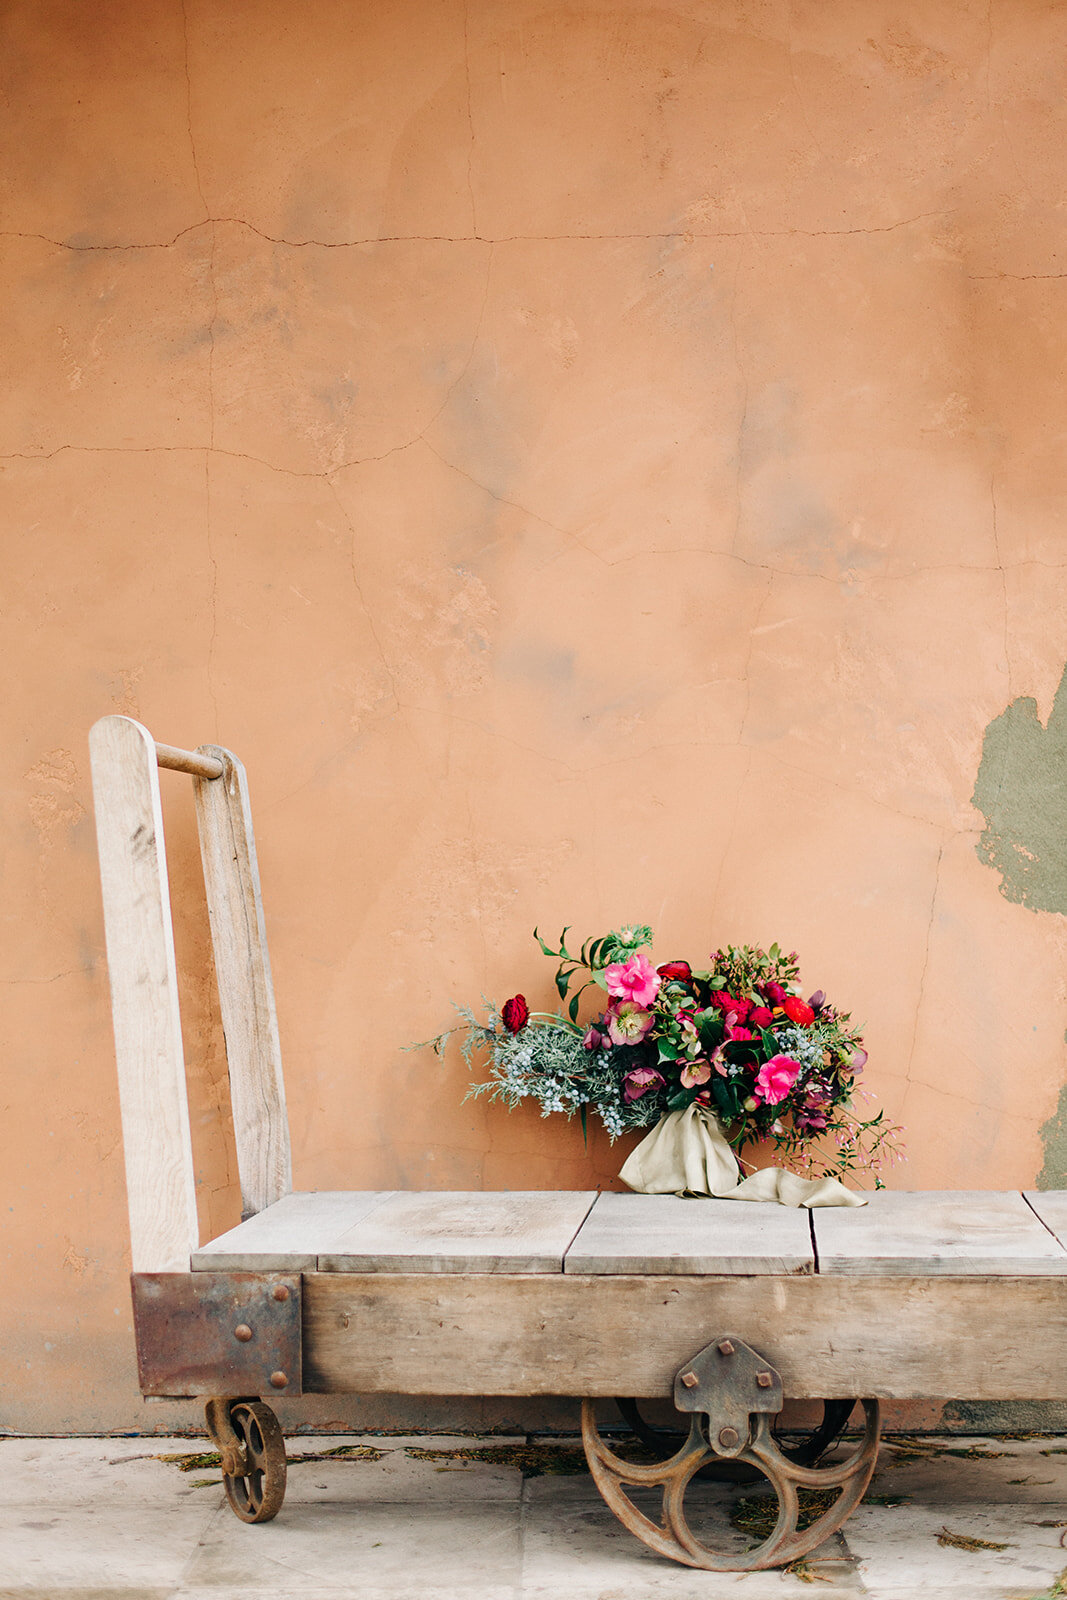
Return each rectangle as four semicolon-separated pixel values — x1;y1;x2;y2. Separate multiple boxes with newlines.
753;1054;801;1106
605;951;661;1007
727;1024;754;1041
606;1001;654;1046
680;1059;712;1088
623;1066;665;1103
582;1024;604;1052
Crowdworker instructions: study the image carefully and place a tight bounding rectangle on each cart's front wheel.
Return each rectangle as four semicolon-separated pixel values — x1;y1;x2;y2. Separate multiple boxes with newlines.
218;1399;287;1523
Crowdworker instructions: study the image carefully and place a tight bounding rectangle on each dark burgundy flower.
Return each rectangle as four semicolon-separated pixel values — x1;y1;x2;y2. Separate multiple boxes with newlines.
501;994;529;1033
749;1005;773;1028
763;981;787;1005
807;990;826;1012
657;960;692;982
781;995;815;1027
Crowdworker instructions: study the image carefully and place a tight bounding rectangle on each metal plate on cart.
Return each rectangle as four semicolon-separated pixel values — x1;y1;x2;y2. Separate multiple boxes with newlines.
131;1271;302;1397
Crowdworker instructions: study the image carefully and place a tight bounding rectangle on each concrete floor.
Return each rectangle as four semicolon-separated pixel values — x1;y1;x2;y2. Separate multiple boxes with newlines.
1;1431;1065;1599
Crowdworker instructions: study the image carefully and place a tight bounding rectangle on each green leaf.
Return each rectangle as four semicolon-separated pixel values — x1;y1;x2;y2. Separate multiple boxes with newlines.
580;1104;588;1146
555;968;572;1001
656;1039;680;1063
568;993;580;1024
667;1089;693;1111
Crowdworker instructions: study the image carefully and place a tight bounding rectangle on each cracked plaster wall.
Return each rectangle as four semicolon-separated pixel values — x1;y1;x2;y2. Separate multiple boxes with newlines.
3;0;1067;1431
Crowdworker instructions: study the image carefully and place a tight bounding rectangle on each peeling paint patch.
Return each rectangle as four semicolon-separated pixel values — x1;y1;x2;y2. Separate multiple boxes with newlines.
972;663;1067;915
1037;1075;1067;1191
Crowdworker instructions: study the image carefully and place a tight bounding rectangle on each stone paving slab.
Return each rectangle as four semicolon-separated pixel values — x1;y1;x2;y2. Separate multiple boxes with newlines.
0;1433;1064;1597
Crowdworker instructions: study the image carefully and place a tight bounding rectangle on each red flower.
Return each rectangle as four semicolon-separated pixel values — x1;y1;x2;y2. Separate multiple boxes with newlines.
710;990;751;1022
657;960;692;982
501;994;529;1033
749;1005;773;1028
763;981;787;1005
781;995;815;1027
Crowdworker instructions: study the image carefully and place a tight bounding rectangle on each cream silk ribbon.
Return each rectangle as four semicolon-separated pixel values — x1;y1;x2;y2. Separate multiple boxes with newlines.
617;1103;867;1207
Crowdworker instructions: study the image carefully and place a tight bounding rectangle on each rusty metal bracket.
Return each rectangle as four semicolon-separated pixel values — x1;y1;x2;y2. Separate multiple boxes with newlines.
674;1335;783;1457
131;1272;302;1397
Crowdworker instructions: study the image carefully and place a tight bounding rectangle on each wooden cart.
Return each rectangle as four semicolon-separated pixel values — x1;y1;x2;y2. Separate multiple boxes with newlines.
89;714;1067;1571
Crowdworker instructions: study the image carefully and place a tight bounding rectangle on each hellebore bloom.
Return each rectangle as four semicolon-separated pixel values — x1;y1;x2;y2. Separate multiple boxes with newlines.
582;1024;604;1052
501;994;529;1033
808;990;826;1013
623;1065;666;1103
849;1047;868;1075
657;960;692;982
606;1001;655;1046
781;995;815;1027
680;1059;712;1088
605;951;661;1007
753;1054;801;1105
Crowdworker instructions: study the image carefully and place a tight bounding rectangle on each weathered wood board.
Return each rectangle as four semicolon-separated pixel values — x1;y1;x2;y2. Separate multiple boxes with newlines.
812;1189;1067;1275
564;1191;814;1275
194;745;291;1219
89;716;200;1274
191;1191;394;1270
1025;1190;1067;1251
303;1271;1067;1399
319;1190;598;1273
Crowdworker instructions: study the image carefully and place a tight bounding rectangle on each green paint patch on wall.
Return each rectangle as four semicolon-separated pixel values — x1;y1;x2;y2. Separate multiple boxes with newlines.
972;665;1067;914
1038;1078;1067;1191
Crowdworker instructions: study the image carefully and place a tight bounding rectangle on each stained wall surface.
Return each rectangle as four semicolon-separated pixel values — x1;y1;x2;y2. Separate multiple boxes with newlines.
3;0;1067;1431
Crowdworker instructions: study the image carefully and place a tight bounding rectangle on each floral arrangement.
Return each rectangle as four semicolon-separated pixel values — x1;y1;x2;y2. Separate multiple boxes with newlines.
425;925;903;1186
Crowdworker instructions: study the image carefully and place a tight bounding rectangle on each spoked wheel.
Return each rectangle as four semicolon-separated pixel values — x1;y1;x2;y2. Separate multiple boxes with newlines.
590;1341;881;1571
204;1397;287;1523
586;1398;880;1571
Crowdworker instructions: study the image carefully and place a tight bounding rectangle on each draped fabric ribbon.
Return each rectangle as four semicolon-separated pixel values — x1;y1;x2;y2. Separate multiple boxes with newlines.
618;1103;867;1207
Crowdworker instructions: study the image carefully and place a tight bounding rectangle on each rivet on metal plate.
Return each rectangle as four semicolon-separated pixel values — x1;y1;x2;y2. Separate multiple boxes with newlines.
272;1284;290;1302
234;1324;253;1342
270;1370;289;1389
718;1426;740;1448
717;1339;735;1357
756;1371;773;1388
680;1370;699;1388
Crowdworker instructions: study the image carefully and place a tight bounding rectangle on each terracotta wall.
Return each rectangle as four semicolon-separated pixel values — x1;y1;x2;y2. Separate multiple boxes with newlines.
3;0;1067;1432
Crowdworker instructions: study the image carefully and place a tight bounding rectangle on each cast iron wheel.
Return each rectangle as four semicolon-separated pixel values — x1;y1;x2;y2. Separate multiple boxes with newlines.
222;1400;287;1523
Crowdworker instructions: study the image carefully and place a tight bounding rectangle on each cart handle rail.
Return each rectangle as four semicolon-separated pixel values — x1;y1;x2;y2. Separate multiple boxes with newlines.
90;716;291;1272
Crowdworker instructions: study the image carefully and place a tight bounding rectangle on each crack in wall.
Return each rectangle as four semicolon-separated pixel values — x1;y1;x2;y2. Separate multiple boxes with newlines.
900;839;946;1111
325;475;401;717
0;209;949;255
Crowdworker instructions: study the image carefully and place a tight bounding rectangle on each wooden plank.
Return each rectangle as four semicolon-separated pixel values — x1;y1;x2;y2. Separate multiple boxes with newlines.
194;745;291;1218
192;1191;394;1270
89;715;199;1273
303;1270;1067;1400
319;1190;598;1273
813;1189;1067;1275
564;1191;813;1275
1025;1190;1067;1250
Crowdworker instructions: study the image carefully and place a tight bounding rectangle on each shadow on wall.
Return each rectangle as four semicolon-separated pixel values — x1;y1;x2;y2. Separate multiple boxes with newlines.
972;660;1067;1188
